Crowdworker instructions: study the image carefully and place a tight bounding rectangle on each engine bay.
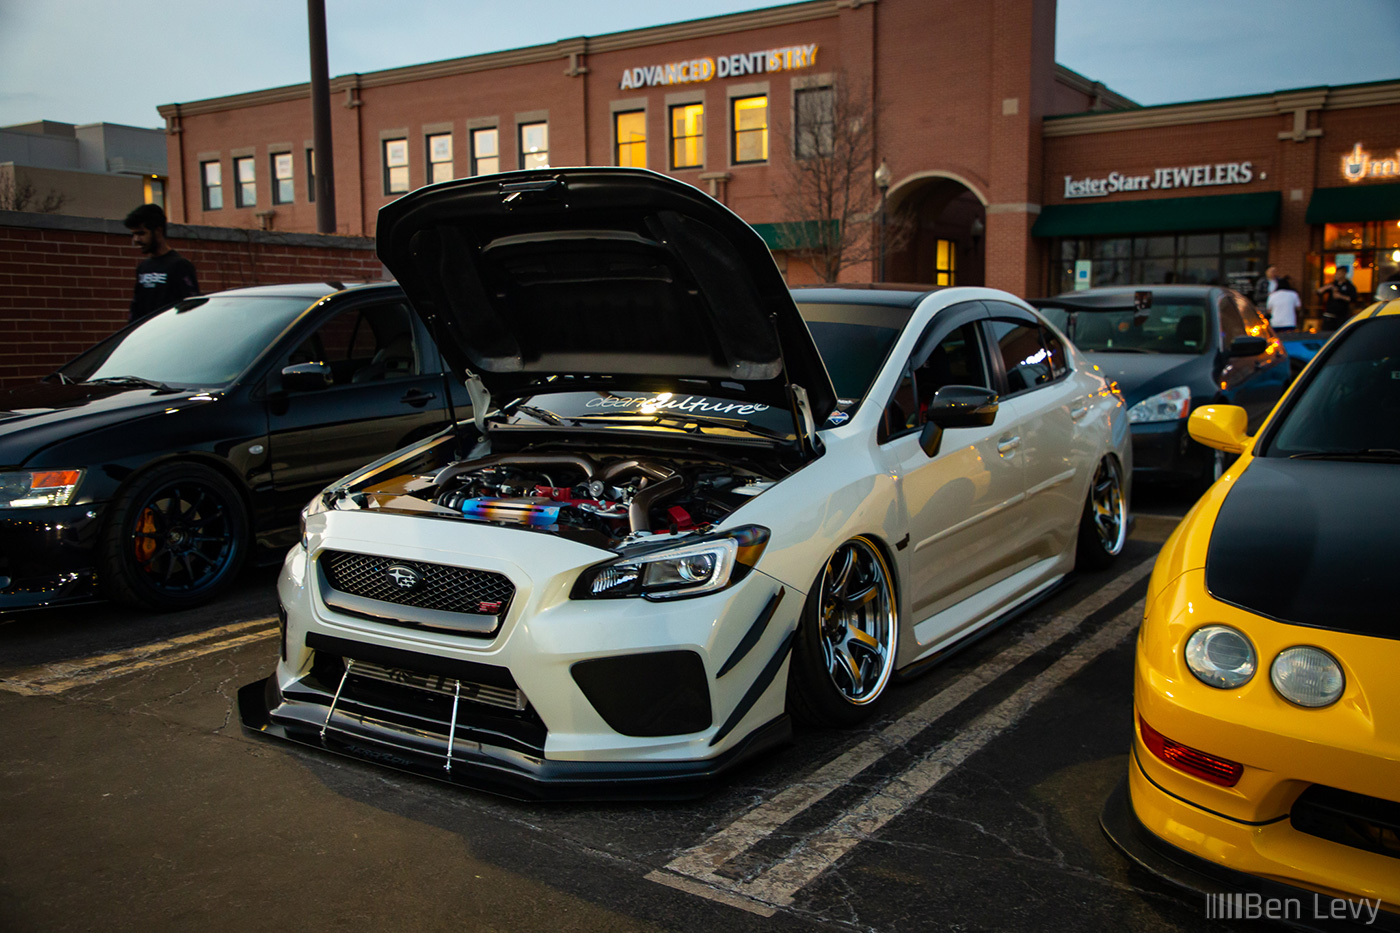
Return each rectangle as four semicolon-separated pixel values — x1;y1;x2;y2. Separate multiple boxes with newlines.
352;451;778;550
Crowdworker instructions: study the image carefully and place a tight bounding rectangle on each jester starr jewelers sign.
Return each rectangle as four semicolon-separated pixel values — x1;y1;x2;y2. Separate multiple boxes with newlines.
618;44;818;89
1063;161;1256;198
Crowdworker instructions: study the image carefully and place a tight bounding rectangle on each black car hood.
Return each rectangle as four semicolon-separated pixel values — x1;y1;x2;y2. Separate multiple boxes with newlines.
376;168;837;427
1205;457;1398;640
0;382;201;466
1080;351;1206;407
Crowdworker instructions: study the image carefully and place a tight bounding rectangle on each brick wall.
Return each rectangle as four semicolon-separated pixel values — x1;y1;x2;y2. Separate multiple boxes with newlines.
0;211;382;386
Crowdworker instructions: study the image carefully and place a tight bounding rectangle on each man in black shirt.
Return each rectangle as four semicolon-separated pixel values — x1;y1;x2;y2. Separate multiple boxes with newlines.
1316;267;1359;331
125;203;200;321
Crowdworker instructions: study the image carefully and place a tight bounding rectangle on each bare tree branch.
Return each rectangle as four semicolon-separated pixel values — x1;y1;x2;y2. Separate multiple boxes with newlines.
769;72;908;283
0;171;69;213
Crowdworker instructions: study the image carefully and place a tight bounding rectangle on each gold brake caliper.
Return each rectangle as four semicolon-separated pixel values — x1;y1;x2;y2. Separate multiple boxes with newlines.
134;507;158;563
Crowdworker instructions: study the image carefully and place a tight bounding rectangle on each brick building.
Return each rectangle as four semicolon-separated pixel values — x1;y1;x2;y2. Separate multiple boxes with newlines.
154;0;1400;309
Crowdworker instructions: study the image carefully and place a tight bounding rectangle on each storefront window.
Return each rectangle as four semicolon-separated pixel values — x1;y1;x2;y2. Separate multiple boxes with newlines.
1313;220;1400;299
934;239;956;286
1054;229;1270;295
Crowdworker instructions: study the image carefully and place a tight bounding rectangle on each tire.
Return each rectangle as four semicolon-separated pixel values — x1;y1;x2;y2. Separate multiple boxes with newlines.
98;462;250;611
787;535;898;727
1075;456;1128;571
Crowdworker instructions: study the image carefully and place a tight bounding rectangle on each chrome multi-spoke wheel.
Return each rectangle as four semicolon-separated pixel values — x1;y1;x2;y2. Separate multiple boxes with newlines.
1077;457;1128;570
788;535;898;725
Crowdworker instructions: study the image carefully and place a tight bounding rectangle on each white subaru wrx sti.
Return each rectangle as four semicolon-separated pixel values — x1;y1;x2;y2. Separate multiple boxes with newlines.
239;168;1132;798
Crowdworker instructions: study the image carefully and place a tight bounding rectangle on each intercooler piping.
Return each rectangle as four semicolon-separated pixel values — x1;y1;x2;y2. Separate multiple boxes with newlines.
431;453;600;487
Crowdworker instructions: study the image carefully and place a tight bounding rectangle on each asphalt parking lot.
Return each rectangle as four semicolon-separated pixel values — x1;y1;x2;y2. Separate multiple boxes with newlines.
0;486;1241;933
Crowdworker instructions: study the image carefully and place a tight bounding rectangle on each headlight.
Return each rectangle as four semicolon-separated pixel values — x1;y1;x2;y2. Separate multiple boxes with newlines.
573;525;770;600
299;492;331;549
0;469;83;508
1184;624;1256;689
1127;385;1191;423
1271;646;1344;708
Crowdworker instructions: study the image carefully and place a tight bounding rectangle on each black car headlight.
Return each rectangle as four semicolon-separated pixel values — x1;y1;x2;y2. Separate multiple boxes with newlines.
573;525;770;600
0;469;83;508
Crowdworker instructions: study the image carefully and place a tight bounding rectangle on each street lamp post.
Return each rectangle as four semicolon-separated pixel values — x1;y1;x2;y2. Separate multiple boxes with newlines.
874;159;892;283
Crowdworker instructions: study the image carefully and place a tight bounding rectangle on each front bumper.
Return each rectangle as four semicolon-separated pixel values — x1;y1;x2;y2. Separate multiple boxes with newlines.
0;504;103;610
1128;419;1211;482
1103;752;1399;930
240;513;803;798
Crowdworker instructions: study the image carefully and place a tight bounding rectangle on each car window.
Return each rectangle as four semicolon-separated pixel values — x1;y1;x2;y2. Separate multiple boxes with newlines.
883;322;989;439
1043;325;1068;378
1218;295;1245;345
288;302;420;387
806;320;901;405
989;320;1053;394
1044;300;1210;354
62;295;312;388
1262;317;1400;457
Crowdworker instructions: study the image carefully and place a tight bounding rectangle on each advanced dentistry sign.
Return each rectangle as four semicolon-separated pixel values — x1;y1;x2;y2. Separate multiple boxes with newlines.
619;44;818;89
1063;161;1256;199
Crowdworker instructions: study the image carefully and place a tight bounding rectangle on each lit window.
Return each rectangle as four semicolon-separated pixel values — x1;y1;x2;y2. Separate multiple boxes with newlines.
519;122;549;170
670;103;704;170
234;156;256;208
794;86;834;159
615;111;646;168
427;133;453;185
272;152;294;204
384;138;409;195
306;149;315;202
732;95;768;164
201;162;222;211
471;128;499;176
935;239;957;286
145;177;166;211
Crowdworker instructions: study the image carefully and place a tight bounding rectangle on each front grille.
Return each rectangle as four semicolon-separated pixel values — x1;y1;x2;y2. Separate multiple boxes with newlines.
1291;784;1400;860
351;658;526;711
320;550;515;618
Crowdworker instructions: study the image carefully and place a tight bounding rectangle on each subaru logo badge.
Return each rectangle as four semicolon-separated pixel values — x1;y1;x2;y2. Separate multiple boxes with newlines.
385;563;421;589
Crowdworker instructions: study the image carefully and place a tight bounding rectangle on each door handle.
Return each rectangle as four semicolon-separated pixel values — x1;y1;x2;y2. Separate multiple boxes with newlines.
997;435;1021;455
400;389;437;407
1070;398;1091;421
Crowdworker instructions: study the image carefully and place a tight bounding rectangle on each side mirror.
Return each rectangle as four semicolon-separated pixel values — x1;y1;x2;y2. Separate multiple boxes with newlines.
281;362;332;392
1188;404;1248;454
919;386;999;457
1228;335;1268;357
928;385;999;428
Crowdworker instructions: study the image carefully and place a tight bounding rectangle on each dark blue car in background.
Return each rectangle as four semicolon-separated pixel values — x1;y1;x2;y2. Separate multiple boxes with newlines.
1034;285;1290;487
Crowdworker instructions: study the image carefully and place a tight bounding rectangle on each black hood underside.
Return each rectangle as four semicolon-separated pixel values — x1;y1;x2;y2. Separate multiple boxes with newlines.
1205;457;1399;640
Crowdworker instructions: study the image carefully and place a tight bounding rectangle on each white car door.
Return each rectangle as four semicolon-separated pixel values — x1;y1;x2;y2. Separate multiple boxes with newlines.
878;303;1028;637
984;305;1092;563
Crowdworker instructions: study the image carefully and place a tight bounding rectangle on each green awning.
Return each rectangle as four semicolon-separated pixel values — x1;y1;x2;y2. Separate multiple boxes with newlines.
1305;183;1400;224
1031;191;1281;238
752;220;839;250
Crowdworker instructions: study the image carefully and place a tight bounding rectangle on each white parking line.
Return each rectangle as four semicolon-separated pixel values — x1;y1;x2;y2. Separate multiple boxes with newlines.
0;616;277;696
648;558;1153;914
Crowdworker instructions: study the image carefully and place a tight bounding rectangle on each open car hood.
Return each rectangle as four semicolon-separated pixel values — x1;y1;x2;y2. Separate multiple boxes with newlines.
377;168;837;443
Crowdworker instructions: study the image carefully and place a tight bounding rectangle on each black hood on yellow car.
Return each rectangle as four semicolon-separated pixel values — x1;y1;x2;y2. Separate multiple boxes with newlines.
1205;457;1399;639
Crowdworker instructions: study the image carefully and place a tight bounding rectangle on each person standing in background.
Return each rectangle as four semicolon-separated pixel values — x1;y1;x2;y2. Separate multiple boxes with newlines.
1316;267;1358;331
1253;265;1278;307
125;203;200;321
1265;275;1301;332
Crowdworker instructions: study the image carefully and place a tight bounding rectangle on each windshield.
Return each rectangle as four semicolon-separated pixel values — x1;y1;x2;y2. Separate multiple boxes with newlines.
1041;299;1210;354
1263;316;1400;459
61;295;314;388
797;302;906;406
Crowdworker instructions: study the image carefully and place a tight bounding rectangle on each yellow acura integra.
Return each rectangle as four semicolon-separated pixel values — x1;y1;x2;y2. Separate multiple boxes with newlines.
1103;298;1400;922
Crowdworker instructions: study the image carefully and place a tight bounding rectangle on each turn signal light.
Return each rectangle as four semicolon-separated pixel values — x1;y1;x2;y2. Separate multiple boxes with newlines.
1138;715;1243;787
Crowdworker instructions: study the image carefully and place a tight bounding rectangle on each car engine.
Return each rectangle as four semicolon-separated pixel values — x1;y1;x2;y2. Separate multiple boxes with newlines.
357;452;775;548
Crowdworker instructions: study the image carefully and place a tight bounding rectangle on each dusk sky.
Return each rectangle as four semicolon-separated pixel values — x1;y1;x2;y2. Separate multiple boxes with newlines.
1;0;1397;129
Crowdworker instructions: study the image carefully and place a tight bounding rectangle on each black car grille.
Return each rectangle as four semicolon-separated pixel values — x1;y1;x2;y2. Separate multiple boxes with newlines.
320;550;515;619
1291;784;1400;860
